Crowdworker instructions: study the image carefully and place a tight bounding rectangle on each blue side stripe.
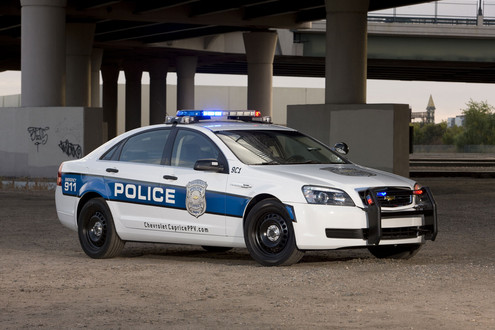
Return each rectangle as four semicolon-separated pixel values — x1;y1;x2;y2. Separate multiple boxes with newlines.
61;173;249;218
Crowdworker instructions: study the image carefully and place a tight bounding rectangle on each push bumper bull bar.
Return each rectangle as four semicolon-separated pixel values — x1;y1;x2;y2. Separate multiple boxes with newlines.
365;186;438;245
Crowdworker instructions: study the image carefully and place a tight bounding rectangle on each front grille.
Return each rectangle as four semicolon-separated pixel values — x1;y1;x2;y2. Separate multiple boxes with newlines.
380;227;420;240
359;187;413;207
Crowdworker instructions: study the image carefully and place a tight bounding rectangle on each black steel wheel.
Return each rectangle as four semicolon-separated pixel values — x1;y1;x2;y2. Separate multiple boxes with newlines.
78;198;124;259
368;244;422;259
244;199;304;266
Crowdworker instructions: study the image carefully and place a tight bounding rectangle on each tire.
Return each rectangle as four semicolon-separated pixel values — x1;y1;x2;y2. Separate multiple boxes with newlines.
368;244;422;259
78;198;125;259
201;246;233;253
244;199;304;266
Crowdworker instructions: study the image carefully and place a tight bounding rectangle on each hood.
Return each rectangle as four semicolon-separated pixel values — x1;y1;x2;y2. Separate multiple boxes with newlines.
252;163;415;190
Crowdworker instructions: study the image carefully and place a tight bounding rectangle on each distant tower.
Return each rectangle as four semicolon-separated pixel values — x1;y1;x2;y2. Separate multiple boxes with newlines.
426;94;435;124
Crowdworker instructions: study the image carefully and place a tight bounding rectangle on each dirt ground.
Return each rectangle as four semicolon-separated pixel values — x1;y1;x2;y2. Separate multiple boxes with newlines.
1;177;494;329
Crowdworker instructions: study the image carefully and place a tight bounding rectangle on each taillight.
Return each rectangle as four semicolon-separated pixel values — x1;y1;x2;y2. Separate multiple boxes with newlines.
57;163;64;186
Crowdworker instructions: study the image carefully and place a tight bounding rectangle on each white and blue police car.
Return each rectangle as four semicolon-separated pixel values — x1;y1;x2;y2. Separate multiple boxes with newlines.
55;110;437;266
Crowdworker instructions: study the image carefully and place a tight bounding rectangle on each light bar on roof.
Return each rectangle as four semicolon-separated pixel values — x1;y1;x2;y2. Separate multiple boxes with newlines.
165;110;270;124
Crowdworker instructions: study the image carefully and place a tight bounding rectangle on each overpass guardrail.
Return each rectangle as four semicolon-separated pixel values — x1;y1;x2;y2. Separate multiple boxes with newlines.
368;15;495;26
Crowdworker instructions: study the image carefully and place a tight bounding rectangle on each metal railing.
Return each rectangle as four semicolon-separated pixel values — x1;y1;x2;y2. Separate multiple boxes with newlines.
367;15;478;25
368;15;495;26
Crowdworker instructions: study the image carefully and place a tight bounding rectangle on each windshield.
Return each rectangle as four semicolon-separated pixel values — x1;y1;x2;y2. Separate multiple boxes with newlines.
216;130;349;165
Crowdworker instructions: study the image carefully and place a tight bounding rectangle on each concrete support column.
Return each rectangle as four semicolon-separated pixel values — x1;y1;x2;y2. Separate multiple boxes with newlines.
325;0;368;104
176;56;197;110
91;48;103;107
243;31;277;116
21;0;67;107
101;64;119;139
149;60;169;124
66;23;95;106
123;62;143;131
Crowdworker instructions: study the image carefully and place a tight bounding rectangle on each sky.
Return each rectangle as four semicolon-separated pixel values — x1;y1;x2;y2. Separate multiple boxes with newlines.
2;0;495;123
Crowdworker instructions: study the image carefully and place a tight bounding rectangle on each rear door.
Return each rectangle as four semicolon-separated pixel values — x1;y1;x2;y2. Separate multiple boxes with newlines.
95;128;178;233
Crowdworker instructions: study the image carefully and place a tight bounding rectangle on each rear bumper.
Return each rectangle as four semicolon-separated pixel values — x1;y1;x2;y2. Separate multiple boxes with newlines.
55;187;78;231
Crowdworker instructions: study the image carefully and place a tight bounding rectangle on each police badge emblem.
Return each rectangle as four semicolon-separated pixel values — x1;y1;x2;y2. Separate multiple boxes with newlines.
186;179;208;218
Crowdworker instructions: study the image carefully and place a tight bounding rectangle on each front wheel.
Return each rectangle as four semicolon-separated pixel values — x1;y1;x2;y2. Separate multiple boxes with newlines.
244;199;304;266
368;244;422;259
78;198;125;259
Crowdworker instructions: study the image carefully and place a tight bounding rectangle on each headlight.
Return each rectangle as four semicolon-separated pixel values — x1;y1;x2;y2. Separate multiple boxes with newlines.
413;182;428;204
302;186;355;206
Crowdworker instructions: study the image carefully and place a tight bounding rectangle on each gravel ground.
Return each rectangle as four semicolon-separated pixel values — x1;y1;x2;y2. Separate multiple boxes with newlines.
1;177;494;329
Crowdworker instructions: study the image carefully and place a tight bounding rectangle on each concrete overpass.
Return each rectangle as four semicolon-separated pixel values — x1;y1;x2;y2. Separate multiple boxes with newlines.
0;0;443;178
295;17;495;83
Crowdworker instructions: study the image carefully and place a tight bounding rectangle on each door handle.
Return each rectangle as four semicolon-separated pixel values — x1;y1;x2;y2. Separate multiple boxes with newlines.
106;168;119;173
231;182;252;189
163;175;178;180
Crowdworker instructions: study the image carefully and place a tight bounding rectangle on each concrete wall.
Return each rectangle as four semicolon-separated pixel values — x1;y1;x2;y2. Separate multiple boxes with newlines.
287;103;410;176
0;85;324;178
0;100;409;178
113;84;325;134
0;107;102;177
0;94;21;107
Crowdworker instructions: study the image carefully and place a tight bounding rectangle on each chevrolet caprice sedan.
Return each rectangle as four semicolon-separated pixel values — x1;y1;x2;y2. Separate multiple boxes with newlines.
55;110;437;266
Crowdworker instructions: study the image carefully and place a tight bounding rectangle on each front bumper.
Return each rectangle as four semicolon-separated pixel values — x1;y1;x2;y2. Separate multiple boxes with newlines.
292;186;438;250
362;186;437;245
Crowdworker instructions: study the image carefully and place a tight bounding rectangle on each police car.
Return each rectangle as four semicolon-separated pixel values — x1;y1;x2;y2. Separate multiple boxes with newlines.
55;110;437;266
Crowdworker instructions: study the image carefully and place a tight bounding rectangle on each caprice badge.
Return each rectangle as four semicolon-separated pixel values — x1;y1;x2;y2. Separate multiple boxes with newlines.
186;179;208;218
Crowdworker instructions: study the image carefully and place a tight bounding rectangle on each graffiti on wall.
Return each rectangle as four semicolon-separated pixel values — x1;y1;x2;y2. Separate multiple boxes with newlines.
27;126;50;152
58;139;82;159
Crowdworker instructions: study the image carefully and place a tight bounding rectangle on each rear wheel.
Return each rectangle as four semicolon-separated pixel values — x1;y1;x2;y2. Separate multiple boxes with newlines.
244;199;304;266
368;244;422;259
78;198;124;259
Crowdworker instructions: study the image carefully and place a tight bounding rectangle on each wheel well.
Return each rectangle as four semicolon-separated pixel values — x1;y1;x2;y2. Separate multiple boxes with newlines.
77;192;105;220
244;194;280;223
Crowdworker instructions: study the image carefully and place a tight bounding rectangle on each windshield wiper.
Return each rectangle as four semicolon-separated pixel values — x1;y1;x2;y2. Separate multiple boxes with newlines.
289;160;322;164
255;161;280;165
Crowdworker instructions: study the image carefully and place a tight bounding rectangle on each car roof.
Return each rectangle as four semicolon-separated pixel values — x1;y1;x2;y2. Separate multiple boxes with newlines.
182;120;295;132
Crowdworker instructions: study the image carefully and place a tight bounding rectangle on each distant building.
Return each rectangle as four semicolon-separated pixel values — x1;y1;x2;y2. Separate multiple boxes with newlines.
447;115;465;128
426;94;435;124
411;94;435;124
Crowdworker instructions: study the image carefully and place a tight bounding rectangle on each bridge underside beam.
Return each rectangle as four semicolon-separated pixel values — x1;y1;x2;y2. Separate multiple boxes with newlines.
198;56;495;84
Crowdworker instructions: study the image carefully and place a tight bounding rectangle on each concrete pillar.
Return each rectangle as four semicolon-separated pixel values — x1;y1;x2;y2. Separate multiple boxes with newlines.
325;0;368;104
21;0;67;107
287;0;410;176
101;64;119;139
149;60;169;124
243;31;277;116
66;23;95;106
176;56;197;110
123;61;143;131
91;48;103;107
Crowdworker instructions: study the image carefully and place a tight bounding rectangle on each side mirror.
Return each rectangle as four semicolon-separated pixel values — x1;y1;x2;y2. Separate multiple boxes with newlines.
194;159;225;173
334;142;349;155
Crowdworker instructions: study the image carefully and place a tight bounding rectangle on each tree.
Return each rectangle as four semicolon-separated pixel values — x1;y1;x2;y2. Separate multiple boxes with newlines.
412;122;446;145
442;124;463;145
455;100;495;147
